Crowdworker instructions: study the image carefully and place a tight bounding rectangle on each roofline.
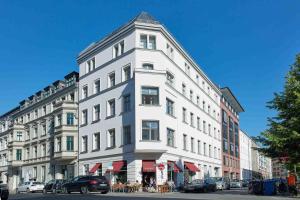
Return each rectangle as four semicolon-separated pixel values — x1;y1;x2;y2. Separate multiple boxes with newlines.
221;87;244;112
0;106;20;119
77;14;221;95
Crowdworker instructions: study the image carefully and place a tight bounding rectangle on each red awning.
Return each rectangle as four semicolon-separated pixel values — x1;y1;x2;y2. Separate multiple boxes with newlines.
89;163;101;173
168;161;182;173
142;161;156;172
184;162;200;172
112;161;126;172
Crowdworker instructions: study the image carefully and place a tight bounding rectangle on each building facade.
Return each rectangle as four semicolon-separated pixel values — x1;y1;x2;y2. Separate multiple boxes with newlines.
239;129;252;180
77;12;222;187
272;158;288;178
0;72;79;192
220;87;244;180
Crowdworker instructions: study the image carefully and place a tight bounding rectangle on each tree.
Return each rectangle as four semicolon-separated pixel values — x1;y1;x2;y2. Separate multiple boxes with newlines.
255;54;300;168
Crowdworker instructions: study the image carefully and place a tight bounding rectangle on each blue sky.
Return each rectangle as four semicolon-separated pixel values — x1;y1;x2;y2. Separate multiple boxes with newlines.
0;0;299;136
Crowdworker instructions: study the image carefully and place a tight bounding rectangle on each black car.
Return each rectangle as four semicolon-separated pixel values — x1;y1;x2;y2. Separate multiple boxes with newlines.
43;179;66;193
62;175;110;194
183;178;216;193
0;183;9;200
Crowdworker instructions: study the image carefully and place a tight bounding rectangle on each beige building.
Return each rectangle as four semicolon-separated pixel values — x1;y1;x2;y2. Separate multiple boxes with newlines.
0;71;79;193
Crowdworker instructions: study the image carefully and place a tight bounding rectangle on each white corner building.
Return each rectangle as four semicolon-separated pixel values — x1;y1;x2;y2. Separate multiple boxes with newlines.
77;12;222;187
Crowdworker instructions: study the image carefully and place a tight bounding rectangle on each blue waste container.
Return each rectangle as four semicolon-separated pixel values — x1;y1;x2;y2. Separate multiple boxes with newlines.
263;179;276;195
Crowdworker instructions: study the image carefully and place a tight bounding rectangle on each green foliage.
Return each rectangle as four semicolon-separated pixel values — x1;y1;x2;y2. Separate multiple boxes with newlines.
256;54;300;165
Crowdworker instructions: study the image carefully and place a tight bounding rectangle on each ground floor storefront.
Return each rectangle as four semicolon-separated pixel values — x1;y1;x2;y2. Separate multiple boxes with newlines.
79;153;222;188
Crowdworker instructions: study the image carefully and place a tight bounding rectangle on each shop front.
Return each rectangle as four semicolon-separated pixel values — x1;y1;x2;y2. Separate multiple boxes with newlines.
105;160;127;184
89;163;102;175
184;162;200;184
142;160;156;187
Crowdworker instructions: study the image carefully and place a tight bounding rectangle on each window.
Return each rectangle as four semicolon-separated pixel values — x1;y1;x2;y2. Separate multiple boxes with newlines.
81;109;88;125
197;117;200;130
123;126;131;145
204;142;207;156
208;124;211;136
209;145;212;157
81;136;88;152
185;63;190;75
33;167;37;178
183;134;187;150
191;137;194;152
182;84;186;95
182;108;187;122
196;75;199;84
142;63;154;70
166;71;174;85
33;146;38;158
202;101;206;111
189;90;193;101
141;87;159;105
208;105;211;115
26;148;30;159
166;98;174;116
142;121;159;141
56;137;61;152
190;113;194;127
203;121;206;133
166;43;174;59
33;127;38;138
108;72;115;87
67;113;74;125
43;106;46;115
93;104;100;121
123;65;131;81
196;96;200;106
41;166;46;182
94;79;100;94
107;99;115;117
16;132;22;141
197;140;201;154
41;144;46;157
35;109;38;119
140;34;147;48
107;129;116;148
66;136;74;151
123;95;130;112
214;147;217;158
86;58;95;73
82;85;88;99
148;35;156;49
113;41;125;58
42;124;46;135
16;149;22;160
167;128;175;147
93;132;100;150
57;114;62;126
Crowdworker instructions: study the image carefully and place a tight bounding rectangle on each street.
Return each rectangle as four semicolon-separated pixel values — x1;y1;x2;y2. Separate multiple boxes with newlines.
9;188;294;200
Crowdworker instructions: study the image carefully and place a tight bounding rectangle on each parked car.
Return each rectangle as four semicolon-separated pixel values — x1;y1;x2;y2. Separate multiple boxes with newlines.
17;181;45;193
62;175;110;194
213;177;230;190
230;179;242;188
242;179;250;187
54;179;67;193
183;178;216;193
0;182;9;200
43;179;66;193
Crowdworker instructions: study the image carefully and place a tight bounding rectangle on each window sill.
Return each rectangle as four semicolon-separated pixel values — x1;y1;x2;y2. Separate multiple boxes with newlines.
106;115;115;120
183;149;189;152
92;148;100;152
166;113;176;119
139;104;161;107
91;119;100;124
139;140;161;142
106;146;116;150
167;145;176;149
80;151;88;154
182;121;188;125
80;124;88;127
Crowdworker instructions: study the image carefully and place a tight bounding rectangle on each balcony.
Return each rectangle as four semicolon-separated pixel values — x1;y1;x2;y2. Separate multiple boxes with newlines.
7;160;23;167
53;151;77;161
7;140;24;148
54;125;77;133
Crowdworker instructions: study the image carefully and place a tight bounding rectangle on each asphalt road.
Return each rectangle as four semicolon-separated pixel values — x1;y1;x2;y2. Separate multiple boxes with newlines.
9;188;294;200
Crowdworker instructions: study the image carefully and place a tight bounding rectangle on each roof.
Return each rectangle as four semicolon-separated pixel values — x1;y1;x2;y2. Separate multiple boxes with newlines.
0;106;20;119
78;11;160;57
221;87;244;113
64;71;79;80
